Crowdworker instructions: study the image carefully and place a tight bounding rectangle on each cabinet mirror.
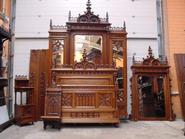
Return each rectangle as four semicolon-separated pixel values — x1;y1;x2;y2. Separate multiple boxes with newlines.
137;75;165;118
74;35;102;64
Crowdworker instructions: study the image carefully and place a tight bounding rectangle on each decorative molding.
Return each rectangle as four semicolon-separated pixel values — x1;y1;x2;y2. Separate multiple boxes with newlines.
71;112;100;118
15;75;28;80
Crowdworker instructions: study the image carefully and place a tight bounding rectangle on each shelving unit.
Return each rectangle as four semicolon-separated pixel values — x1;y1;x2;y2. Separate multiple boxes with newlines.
14;75;35;126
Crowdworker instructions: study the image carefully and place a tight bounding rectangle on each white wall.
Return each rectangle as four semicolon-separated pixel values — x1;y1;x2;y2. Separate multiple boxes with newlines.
0;106;9;124
14;0;159;115
15;0;157;38
14;39;48;76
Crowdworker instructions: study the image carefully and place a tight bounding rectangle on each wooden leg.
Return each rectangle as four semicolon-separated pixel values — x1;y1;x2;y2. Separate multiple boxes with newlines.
114;123;119;128
43;121;47;130
58;122;61;130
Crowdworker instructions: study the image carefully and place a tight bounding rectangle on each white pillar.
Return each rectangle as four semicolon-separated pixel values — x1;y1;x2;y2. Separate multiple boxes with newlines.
2;0;6;13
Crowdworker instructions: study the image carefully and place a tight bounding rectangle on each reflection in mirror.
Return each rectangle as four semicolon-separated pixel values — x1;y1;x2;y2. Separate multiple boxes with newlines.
137;75;165;118
113;41;123;89
74;35;102;64
52;40;64;68
112;40;123;68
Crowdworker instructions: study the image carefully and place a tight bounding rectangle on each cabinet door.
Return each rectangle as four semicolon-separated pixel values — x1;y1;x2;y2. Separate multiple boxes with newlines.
174;54;185;120
44;88;61;116
29;50;49;121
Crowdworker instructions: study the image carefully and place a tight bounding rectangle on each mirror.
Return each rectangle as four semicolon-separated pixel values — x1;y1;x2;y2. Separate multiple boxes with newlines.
112;40;123;88
137;75;165;118
52;39;64;68
112;41;123;68
74;35;102;64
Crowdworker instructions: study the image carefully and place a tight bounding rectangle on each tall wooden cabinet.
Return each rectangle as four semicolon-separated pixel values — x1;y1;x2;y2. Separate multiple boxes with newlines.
131;47;174;121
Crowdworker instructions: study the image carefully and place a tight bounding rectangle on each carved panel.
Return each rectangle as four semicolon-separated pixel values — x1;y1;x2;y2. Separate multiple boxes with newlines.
23;106;33;116
40;72;46;96
75;93;95;107
116;89;127;116
98;93;112;107
62;93;72;107
46;93;61;116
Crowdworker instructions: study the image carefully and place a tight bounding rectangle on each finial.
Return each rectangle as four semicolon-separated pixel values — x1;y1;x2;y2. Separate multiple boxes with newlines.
106;12;109;22
123;21;126;29
148;46;153;57
50;19;52;29
68;10;71;21
82;49;87;61
132;53;136;64
86;0;91;12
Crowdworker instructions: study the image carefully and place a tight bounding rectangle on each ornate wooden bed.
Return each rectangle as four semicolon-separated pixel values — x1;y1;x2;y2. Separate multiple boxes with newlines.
41;0;127;128
52;49;119;124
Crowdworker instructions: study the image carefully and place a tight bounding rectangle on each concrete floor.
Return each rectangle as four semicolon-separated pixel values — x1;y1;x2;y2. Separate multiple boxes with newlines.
0;120;184;139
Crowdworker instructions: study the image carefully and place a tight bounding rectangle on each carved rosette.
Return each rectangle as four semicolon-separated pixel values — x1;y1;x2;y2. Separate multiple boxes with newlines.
99;94;112;106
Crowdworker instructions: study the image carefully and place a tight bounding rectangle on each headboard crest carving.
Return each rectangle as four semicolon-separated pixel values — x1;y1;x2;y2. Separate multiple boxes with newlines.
133;46;168;66
77;0;100;23
73;49;96;69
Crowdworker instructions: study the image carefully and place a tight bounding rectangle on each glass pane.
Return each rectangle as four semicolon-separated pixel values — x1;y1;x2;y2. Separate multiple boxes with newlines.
74;35;102;64
137;75;165;118
52;39;64;68
113;41;123;89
